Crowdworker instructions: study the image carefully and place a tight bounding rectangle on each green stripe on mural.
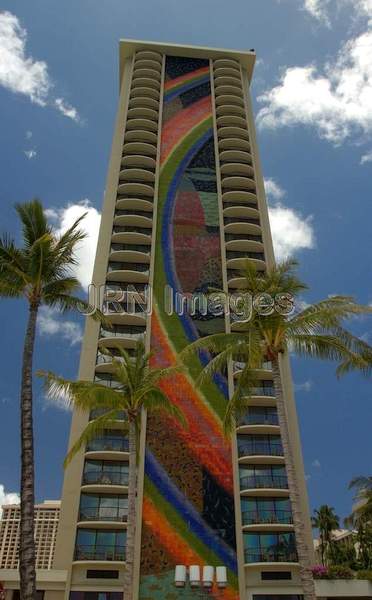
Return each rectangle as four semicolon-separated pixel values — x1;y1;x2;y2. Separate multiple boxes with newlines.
154;115;228;422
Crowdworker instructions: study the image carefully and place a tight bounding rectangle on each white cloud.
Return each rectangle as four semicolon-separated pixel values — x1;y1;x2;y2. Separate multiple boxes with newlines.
25;130;32;139
0;11;79;120
302;0;331;25
264;178;286;200
38;306;82;346
257;29;372;145
55;98;80;122
312;458;321;468
295;380;313;392
268;204;315;260
24;149;36;159
45;200;101;290
361;151;372;164
0;485;20;518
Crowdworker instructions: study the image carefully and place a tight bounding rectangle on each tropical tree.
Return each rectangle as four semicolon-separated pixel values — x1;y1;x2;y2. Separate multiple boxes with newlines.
312;505;340;565
181;259;372;600
39;340;186;600
346;476;372;569
0;199;103;600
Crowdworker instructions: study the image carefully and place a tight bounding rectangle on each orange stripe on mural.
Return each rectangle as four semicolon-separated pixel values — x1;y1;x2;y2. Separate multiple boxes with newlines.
160;96;211;164
164;65;209;92
142;498;239;600
150;309;234;492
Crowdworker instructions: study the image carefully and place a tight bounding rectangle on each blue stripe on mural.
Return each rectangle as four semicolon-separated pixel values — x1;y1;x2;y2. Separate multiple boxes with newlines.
145;450;238;573
164;74;210;103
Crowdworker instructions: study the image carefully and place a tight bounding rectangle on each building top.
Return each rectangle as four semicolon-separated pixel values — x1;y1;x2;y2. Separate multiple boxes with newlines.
2;500;61;511
119;38;256;85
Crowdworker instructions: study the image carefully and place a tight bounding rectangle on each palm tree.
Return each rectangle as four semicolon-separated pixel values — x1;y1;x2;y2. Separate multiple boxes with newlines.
39;340;186;600
312;505;340;565
346;476;372;568
181;259;372;600
0;199;103;600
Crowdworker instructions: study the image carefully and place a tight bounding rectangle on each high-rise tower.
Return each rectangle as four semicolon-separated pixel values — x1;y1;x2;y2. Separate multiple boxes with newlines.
51;40;314;600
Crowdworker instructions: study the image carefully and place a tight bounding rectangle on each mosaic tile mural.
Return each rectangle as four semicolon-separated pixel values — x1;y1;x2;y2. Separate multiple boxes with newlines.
139;56;239;599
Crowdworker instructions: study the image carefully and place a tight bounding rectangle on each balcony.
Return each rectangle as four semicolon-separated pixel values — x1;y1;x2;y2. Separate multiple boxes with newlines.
112;226;152;236
110;243;150;254
240;475;289;491
238;413;279;427
89;406;126;420
107;262;149;273
224;216;260;226
86;438;129;453
226;251;265;261
74;545;126;562
82;471;129;487
242;386;275;397
115;209;153;218
242;510;293;526
244;548;298;564
225;233;262;243
78;508;128;523
238;442;284;458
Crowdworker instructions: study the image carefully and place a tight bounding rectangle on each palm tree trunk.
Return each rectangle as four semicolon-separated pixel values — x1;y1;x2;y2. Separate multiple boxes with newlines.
272;358;316;600
20;302;39;600
123;419;137;599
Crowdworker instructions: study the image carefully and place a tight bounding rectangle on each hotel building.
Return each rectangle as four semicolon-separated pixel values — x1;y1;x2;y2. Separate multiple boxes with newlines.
32;41;317;600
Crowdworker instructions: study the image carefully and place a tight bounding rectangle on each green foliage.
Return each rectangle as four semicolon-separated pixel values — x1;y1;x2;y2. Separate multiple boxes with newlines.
356;570;372;581
39;339;186;465
327;565;355;579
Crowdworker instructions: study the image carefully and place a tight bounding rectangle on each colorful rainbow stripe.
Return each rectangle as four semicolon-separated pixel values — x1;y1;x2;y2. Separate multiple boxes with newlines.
139;58;239;599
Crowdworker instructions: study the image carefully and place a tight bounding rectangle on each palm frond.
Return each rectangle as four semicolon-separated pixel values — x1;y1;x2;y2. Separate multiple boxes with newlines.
38;370;125;412
15;199;50;248
64;409;128;466
142;388;188;429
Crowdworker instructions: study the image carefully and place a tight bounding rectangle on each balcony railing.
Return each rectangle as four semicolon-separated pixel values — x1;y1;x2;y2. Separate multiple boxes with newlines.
78;508;128;522
233;361;272;372
74;545;126;562
238;413;279;427
242;510;293;526
239;475;288;490
238;442;284;457
82;471;129;486
225;233;262;243
226;251;265;261
224;217;260;226
99;327;145;340
112;226;152;235
242;386;275;397
115;209;153;218
107;262;149;273
244;548;298;564
86;437;129;453
110;243;150;253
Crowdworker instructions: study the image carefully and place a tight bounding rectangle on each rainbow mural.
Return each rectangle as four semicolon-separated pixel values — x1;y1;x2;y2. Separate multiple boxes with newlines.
139;56;239;599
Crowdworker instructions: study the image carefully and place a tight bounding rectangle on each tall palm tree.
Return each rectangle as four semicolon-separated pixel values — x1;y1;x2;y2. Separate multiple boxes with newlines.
40;340;186;600
312;505;340;565
181;259;372;600
0;199;103;600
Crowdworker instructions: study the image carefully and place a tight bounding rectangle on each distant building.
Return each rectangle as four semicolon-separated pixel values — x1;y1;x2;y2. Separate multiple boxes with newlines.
0;501;60;570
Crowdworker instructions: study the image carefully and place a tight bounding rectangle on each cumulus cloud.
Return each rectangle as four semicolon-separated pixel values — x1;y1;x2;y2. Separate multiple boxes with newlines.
268;204;315;261
38;306;83;346
0;485;20;518
361;151;372;165
0;11;79;120
312;458;321;468
257;29;372;145
45;200;101;290
264;178;285;200
302;0;331;25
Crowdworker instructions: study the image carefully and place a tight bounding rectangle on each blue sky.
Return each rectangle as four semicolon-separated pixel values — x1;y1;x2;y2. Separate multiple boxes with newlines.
0;0;372;526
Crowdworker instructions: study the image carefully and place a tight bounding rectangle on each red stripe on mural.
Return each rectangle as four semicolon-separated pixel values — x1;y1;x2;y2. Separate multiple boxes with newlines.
160;96;212;164
164;65;210;92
